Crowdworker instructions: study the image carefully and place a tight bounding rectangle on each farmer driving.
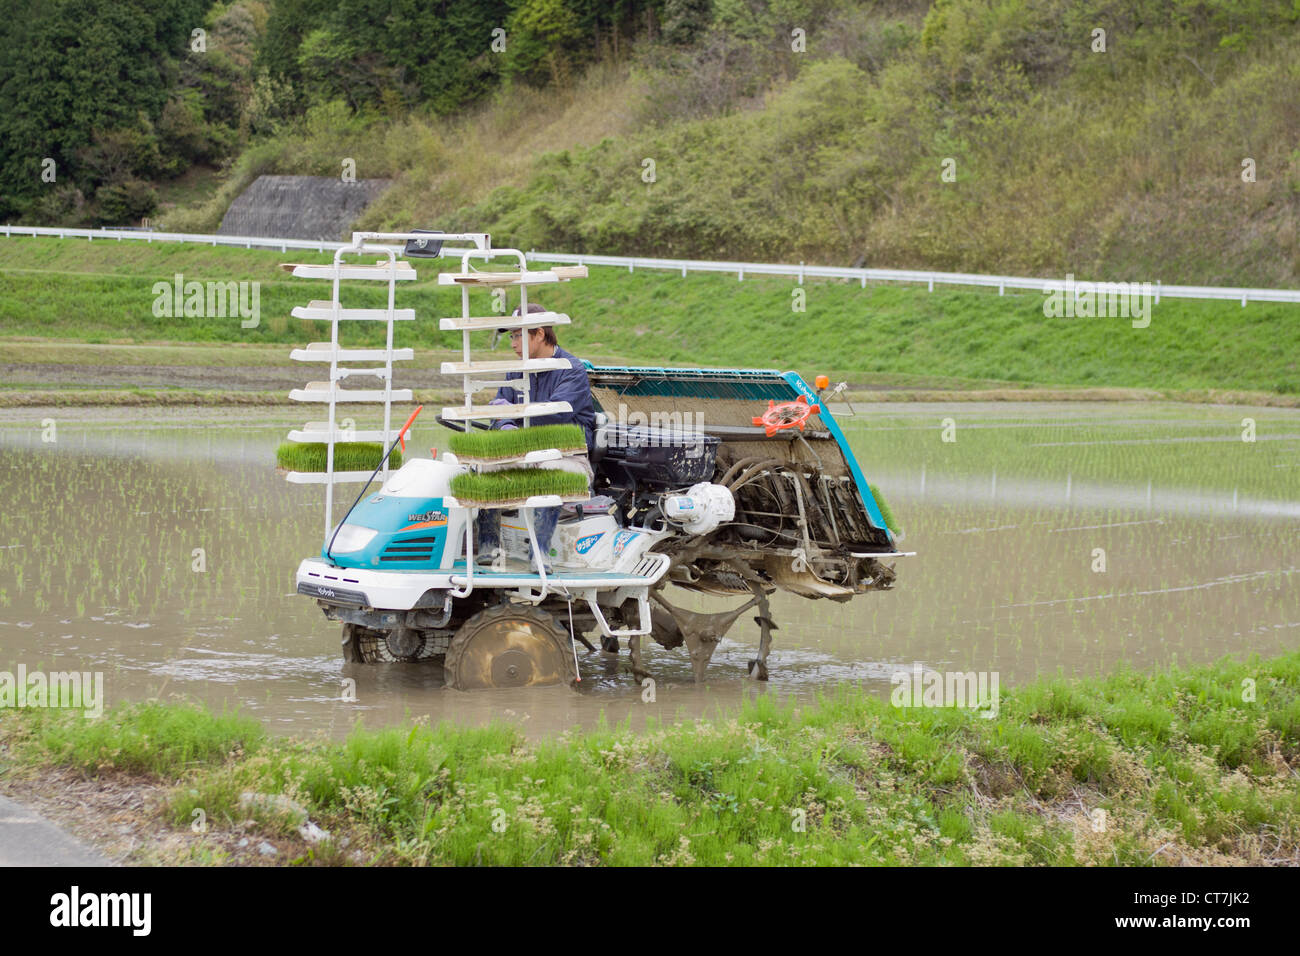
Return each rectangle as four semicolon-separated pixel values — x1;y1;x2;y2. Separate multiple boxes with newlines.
476;302;596;571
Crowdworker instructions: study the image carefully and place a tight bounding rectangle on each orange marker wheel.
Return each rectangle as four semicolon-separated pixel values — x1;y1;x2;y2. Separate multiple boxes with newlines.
752;395;820;437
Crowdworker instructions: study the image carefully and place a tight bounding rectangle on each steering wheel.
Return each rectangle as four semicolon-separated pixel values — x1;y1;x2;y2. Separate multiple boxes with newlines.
752;395;820;437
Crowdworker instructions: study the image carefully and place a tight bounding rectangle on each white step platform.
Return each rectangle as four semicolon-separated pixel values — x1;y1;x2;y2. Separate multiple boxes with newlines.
439;401;571;421
292;302;417;322
283;263;418;281
287;423;408;443
436;266;587;287
440;357;572;375
450;448;587;466
285;470;386;484
291;343;414;363
290;381;414;403
439;312;571;332
442;492;591;510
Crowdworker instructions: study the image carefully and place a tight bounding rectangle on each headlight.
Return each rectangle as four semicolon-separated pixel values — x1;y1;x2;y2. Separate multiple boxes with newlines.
330;523;379;553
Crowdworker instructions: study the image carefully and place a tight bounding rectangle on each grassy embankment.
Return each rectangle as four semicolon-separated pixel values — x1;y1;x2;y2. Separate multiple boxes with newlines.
0;650;1296;865
2;237;1297;406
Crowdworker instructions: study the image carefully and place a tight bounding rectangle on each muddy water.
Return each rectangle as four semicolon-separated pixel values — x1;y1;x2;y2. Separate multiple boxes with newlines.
0;404;1296;739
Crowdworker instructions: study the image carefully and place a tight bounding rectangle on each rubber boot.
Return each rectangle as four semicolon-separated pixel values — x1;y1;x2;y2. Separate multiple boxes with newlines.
528;506;559;572
475;509;501;567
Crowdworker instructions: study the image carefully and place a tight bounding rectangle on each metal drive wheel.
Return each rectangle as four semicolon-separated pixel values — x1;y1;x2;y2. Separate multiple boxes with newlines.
443;604;576;690
341;622;437;663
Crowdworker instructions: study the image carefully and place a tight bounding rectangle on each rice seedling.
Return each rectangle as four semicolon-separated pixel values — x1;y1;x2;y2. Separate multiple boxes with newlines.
447;424;587;461
275;442;402;473
449;468;588;504
868;484;899;534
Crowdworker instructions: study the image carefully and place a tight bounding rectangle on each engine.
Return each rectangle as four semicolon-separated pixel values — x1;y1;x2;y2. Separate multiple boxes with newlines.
662;482;735;535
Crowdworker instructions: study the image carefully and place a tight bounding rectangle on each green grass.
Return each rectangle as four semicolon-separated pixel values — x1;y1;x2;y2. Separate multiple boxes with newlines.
2;237;1297;396
2;650;1296;865
449;468;588;503
11;700;264;778
448;424;587;460
276;442;401;473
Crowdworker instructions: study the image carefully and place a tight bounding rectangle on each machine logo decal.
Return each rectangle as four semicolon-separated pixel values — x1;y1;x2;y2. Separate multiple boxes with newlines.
400;510;447;530
574;532;605;554
612;531;639;557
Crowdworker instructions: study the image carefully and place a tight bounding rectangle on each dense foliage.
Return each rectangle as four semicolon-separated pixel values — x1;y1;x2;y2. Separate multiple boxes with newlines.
3;0;1299;283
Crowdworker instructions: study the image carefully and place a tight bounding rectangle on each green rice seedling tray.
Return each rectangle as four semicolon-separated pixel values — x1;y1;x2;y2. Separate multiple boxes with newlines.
450;467;589;505
276;442;402;473
448;424;586;463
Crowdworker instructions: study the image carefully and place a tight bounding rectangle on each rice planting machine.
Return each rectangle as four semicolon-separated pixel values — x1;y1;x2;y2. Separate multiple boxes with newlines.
286;231;910;689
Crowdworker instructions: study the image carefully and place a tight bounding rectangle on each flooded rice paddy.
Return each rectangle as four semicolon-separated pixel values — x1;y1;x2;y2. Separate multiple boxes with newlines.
0;402;1296;739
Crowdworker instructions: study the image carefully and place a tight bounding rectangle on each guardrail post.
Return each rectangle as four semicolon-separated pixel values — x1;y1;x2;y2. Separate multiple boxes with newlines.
1155;280;1161;305
998;280;1004;295
739;267;744;281
799;261;805;286
927;277;934;292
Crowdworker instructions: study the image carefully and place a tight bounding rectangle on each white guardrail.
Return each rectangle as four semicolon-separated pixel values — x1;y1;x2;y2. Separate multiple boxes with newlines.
3;223;1299;306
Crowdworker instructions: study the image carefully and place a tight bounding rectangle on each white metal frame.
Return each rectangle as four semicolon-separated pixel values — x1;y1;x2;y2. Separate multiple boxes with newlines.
434;247;585;597
285;232;494;538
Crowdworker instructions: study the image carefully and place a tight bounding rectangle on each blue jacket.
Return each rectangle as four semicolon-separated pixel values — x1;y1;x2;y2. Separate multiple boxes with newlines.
491;345;596;451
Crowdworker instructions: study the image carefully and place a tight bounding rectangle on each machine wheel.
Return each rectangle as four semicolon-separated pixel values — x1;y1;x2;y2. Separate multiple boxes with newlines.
341;622;436;663
443;605;576;690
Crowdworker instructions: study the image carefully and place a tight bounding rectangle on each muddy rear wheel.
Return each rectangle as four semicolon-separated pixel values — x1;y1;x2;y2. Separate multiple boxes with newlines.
443;604;576;690
341;622;437;663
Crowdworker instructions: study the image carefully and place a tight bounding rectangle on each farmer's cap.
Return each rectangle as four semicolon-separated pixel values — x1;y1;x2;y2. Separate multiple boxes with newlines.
499;302;546;334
